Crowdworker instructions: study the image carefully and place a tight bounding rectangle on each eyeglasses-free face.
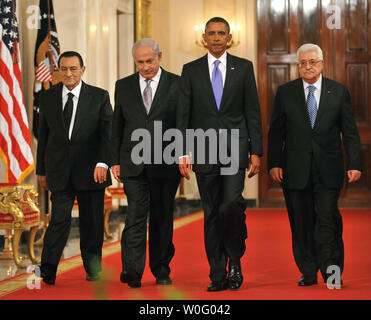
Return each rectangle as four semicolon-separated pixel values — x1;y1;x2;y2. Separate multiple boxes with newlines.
59;56;85;91
134;46;162;80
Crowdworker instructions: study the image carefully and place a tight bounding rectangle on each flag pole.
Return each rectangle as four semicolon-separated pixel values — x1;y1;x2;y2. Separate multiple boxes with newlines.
11;0;18;64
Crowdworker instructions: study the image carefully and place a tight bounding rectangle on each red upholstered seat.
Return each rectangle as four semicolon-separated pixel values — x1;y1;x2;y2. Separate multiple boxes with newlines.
0;209;39;224
0;183;41;267
107;187;126;198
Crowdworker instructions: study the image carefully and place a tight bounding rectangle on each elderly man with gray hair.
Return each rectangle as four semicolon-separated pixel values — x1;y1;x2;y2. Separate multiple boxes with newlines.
268;43;362;287
112;38;181;288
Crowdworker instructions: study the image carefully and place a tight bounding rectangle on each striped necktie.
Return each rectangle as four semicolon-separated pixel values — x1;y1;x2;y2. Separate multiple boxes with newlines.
143;79;152;114
307;85;317;128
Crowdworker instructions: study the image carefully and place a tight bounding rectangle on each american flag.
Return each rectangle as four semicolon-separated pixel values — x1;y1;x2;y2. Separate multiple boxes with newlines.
32;0;61;139
0;0;34;182
35;58;52;82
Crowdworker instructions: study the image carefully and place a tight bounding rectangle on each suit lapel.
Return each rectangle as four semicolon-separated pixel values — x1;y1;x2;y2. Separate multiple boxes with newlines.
71;82;92;140
294;79;312;129
52;83;68;138
132;73;148;117
218;53;235;112
199;55;218;111
314;77;330;129
148;68;168;117
200;53;235;112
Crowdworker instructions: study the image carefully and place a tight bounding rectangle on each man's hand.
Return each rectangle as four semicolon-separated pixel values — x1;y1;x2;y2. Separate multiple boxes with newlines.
38;175;49;190
247;154;261;178
269;167;283;183
347;170;361;183
179;155;192;180
111;165;121;183
94;166;108;183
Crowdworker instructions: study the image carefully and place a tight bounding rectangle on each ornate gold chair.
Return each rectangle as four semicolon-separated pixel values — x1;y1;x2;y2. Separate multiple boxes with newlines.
72;189;113;239
107;187;126;200
0;183;41;268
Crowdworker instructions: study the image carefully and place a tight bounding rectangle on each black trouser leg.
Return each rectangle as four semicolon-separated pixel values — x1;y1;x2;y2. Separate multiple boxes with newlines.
283;186;318;278
311;167;343;280
220;169;247;262
41;188;75;271
283;160;343;280
148;177;180;279
77;188;105;275
196;168;246;282
121;173;150;281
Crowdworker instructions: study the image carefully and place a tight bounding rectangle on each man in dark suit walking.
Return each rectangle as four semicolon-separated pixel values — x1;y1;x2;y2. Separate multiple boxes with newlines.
36;51;113;285
112;38;180;288
268;43;362;287
177;17;263;291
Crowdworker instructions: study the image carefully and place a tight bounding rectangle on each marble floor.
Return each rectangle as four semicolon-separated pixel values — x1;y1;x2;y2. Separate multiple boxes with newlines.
0;199;201;282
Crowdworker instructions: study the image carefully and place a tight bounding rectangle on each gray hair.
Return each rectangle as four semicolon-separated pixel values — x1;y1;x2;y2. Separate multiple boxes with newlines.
297;43;323;62
132;38;160;57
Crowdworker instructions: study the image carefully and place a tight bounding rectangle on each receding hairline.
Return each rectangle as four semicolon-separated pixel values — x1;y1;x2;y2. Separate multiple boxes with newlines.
296;43;323;61
132;38;160;58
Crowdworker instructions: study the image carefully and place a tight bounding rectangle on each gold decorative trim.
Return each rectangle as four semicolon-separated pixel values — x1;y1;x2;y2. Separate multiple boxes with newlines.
135;0;151;41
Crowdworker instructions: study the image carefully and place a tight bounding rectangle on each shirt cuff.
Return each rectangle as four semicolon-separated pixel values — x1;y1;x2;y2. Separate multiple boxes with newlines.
96;162;108;169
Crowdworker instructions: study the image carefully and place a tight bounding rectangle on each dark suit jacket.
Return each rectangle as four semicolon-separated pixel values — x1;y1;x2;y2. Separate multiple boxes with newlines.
268;77;362;189
112;68;181;179
176;53;263;173
36;81;113;192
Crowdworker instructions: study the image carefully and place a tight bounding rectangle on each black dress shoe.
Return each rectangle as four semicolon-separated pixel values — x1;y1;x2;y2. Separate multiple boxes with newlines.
120;271;141;288
207;280;227;292
120;272;128;283
128;280;141;288
298;276;318;286
227;263;243;290
86;273;100;281
40;264;56;285
156;277;172;285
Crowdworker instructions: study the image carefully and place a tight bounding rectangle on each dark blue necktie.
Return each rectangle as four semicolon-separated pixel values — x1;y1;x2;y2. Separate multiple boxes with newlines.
307;85;317;128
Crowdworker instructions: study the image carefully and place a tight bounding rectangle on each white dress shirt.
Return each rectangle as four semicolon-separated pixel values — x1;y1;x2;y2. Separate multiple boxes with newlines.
62;81;107;169
62;81;82;139
303;74;322;109
207;51;227;86
139;67;162;100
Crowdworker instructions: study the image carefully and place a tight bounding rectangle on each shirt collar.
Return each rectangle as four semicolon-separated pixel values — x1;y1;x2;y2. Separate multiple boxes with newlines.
207;51;227;67
303;74;322;91
139;67;162;83
62;81;82;98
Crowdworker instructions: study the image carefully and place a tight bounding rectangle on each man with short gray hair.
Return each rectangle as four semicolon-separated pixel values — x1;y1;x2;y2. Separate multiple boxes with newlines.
112;38;180;288
268;43;362;287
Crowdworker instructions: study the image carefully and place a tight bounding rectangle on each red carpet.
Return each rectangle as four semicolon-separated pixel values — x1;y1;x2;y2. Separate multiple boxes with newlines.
1;209;371;300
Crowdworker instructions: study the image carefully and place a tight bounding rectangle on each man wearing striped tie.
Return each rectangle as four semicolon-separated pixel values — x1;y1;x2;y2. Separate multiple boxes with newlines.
112;39;181;288
268;43;362;288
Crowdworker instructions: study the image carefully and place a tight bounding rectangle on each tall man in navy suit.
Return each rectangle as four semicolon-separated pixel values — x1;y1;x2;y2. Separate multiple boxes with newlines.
268;43;362;287
36;51;113;285
177;17;263;291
